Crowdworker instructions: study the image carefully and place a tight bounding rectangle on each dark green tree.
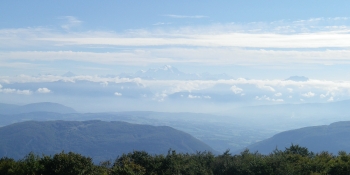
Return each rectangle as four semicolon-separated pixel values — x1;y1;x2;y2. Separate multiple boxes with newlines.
0;157;18;175
39;151;97;175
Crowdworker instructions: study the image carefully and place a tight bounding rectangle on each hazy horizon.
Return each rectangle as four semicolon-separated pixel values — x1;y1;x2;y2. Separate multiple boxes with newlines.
2;1;350;113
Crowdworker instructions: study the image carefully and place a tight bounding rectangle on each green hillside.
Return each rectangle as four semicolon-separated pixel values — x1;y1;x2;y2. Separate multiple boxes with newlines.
0;120;216;163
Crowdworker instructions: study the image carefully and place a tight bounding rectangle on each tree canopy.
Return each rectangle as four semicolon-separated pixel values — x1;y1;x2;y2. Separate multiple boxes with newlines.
1;145;350;175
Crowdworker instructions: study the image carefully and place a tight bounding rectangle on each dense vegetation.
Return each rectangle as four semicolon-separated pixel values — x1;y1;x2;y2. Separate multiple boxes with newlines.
2;145;350;175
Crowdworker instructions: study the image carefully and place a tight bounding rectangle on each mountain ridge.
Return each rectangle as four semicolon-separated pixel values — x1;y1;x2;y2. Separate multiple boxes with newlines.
0;120;217;163
245;121;350;154
0;102;77;115
120;65;233;80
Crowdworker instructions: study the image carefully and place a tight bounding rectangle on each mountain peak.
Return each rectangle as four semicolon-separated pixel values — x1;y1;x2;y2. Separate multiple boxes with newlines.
155;65;177;72
285;76;309;82
123;65;231;80
161;65;172;70
62;71;76;77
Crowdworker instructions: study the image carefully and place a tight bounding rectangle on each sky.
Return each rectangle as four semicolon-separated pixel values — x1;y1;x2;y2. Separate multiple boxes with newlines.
1;1;350;112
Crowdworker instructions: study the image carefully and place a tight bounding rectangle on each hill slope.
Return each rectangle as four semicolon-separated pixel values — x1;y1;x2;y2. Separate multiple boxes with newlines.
0;120;216;162
245;121;350;154
0;102;76;114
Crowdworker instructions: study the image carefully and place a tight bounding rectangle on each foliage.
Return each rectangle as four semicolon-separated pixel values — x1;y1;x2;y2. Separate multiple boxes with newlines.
2;145;350;174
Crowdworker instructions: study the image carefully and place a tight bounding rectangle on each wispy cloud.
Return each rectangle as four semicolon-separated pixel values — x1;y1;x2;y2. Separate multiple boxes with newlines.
187;94;211;99
153;22;172;26
255;95;284;102
302;92;315;98
164;14;208;19
33;31;350;48
59;16;82;30
257;85;275;92
274;92;282;97
188;94;201;99
2;17;350;73
3;48;350;67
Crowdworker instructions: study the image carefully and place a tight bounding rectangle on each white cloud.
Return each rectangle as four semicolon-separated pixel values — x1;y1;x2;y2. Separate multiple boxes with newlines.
287;88;293;93
1;88;16;93
203;95;211;99
33;32;350;49
188;94;201;99
0;51;170;65
302;92;315;98
0;85;32;95
230;85;243;94
114;92;122;96
274;92;282;96
37;88;51;93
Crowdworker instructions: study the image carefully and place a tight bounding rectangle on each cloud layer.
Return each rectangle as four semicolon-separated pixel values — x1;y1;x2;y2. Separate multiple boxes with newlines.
1;17;350;73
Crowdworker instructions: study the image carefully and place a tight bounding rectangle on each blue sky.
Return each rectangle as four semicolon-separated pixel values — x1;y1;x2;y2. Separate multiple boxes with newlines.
1;1;350;111
2;1;350;29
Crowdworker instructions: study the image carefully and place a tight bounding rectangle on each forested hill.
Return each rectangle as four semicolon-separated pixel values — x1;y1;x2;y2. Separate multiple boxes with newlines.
246;121;350;154
0;120;216;163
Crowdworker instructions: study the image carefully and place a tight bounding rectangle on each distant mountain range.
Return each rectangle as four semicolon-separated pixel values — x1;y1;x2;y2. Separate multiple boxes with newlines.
0;120;216;163
0;102;76;115
63;66;308;81
2;100;350;154
245;121;350;154
118;65;233;80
